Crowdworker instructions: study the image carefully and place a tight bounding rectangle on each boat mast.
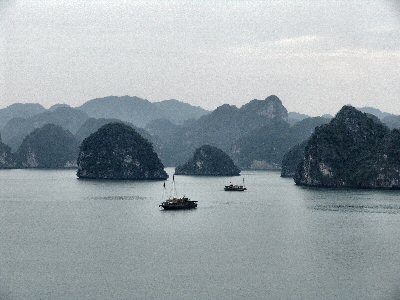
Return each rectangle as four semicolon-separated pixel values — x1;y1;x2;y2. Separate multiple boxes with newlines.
162;182;166;201
173;175;177;197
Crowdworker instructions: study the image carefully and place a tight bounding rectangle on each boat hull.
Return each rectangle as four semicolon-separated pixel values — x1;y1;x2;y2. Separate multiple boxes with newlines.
160;204;197;210
224;186;247;191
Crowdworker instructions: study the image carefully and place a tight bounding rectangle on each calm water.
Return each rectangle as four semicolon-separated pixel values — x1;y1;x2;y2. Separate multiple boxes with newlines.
1;168;400;299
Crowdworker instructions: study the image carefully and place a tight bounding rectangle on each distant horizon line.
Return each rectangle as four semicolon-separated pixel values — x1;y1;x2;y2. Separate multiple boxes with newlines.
0;94;396;118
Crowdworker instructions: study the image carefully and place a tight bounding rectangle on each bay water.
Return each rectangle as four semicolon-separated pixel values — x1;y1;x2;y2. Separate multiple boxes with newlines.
1;168;400;299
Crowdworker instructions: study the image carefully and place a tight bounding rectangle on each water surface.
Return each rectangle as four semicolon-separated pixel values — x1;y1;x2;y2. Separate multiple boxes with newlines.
1;168;400;299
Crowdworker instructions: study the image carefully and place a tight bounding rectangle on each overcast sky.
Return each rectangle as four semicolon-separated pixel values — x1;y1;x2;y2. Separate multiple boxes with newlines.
0;0;399;115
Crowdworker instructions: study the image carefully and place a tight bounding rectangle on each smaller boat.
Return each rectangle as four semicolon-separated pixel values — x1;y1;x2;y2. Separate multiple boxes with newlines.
224;178;247;191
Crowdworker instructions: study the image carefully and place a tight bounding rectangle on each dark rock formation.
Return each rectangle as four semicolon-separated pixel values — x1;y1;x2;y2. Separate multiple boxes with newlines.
295;106;400;189
75;118;152;142
16;124;79;168
77;123;167;180
0;134;17;169
240;95;288;121
281;141;307;178
175;145;240;176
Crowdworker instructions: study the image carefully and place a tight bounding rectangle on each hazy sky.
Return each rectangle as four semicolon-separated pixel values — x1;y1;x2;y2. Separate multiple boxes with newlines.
0;0;399;115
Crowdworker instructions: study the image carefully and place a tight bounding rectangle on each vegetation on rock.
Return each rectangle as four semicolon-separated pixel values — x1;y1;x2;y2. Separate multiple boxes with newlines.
280;141;307;178
0;134;17;169
77;123;167;180
175;145;240;176
295;106;400;188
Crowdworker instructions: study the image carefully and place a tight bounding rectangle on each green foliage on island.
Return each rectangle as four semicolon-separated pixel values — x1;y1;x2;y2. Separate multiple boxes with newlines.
295;106;400;188
77;123;168;180
280;141;307;178
0;133;17;169
175;145;240;176
75;118;154;143
17;124;80;168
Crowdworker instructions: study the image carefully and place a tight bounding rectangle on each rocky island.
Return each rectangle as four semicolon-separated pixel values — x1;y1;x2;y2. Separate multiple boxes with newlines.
77;122;168;180
295;106;400;189
281;141;307;178
175;145;240;176
0;134;17;169
17;124;79;168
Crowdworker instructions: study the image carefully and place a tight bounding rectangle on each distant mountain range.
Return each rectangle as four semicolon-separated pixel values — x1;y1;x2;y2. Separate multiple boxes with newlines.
78;96;209;127
1;107;88;151
147;95;290;166
1;95;399;170
0;96;209;151
0;103;45;129
358;107;400;129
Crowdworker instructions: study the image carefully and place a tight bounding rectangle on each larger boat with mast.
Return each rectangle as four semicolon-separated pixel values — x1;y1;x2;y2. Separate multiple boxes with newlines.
224;177;247;191
159;175;197;210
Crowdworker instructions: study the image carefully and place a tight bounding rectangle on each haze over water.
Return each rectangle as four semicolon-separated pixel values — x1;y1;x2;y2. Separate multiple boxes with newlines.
1;168;400;299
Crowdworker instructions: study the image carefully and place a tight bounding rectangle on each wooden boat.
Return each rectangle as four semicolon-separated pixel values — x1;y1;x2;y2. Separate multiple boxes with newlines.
159;197;198;210
224;184;247;191
159;175;197;210
224;178;247;191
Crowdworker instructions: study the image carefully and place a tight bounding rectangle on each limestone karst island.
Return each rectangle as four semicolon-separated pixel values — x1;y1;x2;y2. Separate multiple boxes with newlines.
1;95;400;189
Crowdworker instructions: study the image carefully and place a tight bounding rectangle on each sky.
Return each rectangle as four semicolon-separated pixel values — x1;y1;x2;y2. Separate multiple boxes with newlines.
0;0;399;116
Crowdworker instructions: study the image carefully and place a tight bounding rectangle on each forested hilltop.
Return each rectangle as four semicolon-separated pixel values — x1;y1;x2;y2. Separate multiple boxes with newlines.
295;106;400;189
77;123;167;180
175;145;240;176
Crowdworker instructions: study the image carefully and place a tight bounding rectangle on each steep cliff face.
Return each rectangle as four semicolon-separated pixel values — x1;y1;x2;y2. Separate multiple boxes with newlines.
295;106;400;189
240;95;288;121
0;134;17;169
17;124;79;168
281;141;307;178
175;145;240;176
77;123;167;180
